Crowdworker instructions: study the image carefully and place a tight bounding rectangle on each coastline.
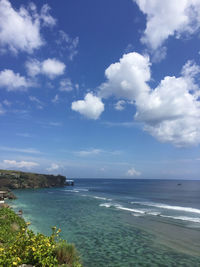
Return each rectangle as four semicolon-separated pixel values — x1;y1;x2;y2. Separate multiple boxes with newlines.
9;193;200;257
1;194;83;266
8;200;40;234
9;182;200;267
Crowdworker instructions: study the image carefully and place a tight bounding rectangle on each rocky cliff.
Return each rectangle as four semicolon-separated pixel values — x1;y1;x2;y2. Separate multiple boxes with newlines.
0;169;66;190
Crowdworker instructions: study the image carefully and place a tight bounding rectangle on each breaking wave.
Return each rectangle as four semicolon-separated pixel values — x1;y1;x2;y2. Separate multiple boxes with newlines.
131;202;200;215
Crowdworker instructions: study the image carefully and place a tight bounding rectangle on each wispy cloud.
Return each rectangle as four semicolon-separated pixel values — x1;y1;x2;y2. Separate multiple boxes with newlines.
16;133;33;138
102;121;140;128
0;146;42;154
37;121;63;127
56;30;79;60
29;96;44;109
74;149;103;157
52;94;59;103
2;159;39;169
74;148;122;157
48;121;62;127
0;103;5;115
46;163;60;172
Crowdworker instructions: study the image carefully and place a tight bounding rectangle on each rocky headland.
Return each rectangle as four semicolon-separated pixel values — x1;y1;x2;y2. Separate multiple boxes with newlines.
0;169;67;195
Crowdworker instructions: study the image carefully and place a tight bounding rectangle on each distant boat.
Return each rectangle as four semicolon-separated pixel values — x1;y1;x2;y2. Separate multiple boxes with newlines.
177;183;182;186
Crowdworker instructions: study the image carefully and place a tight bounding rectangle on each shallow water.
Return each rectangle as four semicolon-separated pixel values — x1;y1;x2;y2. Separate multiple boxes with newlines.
9;179;200;266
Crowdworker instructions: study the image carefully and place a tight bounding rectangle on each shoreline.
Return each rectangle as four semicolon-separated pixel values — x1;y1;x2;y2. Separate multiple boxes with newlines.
9;196;200;258
6;183;200;266
1;192;83;266
7;199;41;234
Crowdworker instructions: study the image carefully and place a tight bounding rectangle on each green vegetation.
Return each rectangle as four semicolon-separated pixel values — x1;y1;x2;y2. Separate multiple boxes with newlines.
0;169;67;190
0;207;82;267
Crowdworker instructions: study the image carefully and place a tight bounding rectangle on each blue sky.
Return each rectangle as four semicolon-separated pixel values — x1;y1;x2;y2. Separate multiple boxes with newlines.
0;0;200;179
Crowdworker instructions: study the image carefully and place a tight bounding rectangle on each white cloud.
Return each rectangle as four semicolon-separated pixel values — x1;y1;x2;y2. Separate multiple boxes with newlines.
0;69;30;91
42;58;65;79
99;52;151;100
26;58;66;79
97;52;200;146
25;59;41;77
0;0;55;54
59;78;73;91
47;163;59;172
114;100;126;111
3;159;39;169
135;61;200;146
71;93;104;120
127;167;141;177
134;0;200;50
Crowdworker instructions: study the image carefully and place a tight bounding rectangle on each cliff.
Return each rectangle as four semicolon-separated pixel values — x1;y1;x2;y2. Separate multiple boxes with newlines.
0;169;67;190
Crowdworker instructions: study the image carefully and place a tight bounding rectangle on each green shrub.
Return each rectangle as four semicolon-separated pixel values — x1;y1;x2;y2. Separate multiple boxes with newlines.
0;208;83;267
55;240;81;267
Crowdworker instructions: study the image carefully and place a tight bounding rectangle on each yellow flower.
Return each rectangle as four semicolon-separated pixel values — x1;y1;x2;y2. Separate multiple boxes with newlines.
17;257;21;261
13;262;17;266
32;247;36;251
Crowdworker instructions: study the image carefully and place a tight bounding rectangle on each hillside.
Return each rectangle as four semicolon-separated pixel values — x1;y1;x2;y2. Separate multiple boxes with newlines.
0;169;67;190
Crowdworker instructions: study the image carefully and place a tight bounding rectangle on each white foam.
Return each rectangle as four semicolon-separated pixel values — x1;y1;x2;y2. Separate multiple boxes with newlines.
100;202;146;214
160;215;200;223
132;213;143;217
93;196;112;201
100;203;112;208
64;189;79;193
75;188;89;192
115;205;146;214
131;202;200;215
147;211;161;216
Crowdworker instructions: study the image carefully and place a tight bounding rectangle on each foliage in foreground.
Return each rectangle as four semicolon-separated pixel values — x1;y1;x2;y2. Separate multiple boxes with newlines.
0;207;82;267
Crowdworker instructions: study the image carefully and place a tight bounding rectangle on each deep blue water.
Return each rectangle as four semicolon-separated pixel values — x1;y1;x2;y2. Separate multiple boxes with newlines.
9;179;200;266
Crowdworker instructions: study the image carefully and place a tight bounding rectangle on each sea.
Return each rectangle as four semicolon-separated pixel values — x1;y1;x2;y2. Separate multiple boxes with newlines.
8;179;200;267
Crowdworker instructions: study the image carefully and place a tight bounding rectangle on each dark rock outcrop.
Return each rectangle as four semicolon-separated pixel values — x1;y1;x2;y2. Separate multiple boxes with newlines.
0;169;66;190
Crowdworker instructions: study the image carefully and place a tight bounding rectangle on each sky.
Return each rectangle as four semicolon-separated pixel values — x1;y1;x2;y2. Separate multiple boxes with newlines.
0;0;200;179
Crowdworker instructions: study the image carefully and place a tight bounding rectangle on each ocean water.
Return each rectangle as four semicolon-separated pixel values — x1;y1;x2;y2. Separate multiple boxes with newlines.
9;179;200;267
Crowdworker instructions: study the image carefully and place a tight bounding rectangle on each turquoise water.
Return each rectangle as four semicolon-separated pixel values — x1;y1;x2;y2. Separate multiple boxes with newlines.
9;179;200;267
